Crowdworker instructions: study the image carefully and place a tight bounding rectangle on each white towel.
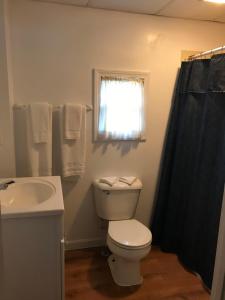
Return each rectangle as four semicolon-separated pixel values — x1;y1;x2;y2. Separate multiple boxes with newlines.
59;105;86;179
99;177;117;186
119;176;137;185
64;103;82;140
14;105;52;177
29;103;51;143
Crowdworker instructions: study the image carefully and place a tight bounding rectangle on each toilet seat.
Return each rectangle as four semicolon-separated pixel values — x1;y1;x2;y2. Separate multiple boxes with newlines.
108;219;152;250
108;235;151;250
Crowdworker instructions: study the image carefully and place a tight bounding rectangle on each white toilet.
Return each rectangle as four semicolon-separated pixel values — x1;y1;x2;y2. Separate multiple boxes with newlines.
93;178;152;286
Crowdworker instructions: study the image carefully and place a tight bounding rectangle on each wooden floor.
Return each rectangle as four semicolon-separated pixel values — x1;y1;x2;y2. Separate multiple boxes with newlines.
65;246;210;300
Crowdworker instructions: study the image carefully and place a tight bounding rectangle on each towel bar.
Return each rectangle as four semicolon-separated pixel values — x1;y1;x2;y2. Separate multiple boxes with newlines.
14;104;93;111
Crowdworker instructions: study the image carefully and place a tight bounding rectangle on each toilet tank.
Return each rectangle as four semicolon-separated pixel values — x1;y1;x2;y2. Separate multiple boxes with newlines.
93;179;143;221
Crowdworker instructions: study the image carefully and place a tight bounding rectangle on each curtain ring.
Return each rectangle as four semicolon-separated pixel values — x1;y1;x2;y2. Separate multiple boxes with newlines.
210;49;213;58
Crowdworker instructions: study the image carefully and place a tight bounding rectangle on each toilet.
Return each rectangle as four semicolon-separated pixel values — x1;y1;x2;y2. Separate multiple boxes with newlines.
93;178;152;286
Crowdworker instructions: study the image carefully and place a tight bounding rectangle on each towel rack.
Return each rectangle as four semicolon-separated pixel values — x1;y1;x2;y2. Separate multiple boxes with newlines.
14;104;93;111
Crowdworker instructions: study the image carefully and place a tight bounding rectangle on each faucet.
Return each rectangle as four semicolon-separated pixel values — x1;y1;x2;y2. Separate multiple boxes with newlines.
0;180;15;191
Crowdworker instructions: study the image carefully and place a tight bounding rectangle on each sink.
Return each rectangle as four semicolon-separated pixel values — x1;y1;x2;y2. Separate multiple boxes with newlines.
0;180;55;209
0;177;63;218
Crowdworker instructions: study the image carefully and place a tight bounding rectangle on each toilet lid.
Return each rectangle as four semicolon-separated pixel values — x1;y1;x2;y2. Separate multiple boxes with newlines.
108;219;152;248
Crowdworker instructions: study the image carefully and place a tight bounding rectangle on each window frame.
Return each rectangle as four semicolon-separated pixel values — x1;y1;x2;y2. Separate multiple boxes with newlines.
93;69;149;142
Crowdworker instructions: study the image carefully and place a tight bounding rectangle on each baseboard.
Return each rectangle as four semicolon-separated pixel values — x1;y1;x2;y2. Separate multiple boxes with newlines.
65;237;106;250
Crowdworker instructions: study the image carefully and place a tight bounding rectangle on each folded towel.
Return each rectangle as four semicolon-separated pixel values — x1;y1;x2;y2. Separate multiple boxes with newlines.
99;177;117;186
59;105;86;179
64;103;82;140
29;103;52;143
119;176;137;185
14;104;53;177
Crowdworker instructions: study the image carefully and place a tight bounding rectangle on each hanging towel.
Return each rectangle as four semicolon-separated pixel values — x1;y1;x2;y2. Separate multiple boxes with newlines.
59;105;86;179
64;103;82;140
14;104;53;177
119;176;137;185
99;177;117;186
29;103;51;143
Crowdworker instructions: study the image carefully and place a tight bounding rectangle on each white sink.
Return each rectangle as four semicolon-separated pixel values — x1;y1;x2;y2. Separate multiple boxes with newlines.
0;177;64;219
0;180;55;209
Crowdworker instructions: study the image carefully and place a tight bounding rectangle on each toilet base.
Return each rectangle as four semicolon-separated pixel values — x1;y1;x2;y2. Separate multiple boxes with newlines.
108;254;143;286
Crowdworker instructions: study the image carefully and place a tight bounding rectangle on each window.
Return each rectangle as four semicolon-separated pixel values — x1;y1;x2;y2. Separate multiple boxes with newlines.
94;70;148;141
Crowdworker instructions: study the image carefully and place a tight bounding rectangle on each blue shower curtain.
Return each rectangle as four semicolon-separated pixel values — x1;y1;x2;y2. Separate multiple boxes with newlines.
152;54;225;289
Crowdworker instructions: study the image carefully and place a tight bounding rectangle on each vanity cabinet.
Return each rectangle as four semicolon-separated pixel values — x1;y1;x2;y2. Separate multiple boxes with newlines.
0;213;64;300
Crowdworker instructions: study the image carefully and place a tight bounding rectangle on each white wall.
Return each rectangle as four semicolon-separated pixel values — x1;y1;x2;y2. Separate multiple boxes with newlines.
0;0;15;178
8;0;225;248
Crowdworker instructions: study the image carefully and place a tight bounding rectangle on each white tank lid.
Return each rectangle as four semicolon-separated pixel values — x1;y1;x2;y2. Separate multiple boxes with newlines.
93;178;143;191
108;219;152;248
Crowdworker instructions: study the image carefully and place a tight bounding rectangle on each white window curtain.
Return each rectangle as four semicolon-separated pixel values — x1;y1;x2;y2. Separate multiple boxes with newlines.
98;76;145;140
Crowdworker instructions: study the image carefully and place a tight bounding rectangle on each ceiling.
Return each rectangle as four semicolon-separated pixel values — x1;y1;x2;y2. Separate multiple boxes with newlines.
34;0;225;23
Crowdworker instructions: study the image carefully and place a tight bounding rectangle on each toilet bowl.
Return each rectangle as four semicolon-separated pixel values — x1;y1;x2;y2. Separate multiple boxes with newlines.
93;178;152;286
107;219;152;286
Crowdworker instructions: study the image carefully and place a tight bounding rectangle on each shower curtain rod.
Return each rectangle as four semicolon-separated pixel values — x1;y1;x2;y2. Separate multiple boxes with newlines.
188;45;225;61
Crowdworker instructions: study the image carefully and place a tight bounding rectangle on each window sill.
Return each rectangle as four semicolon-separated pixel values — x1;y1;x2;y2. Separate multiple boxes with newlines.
93;136;146;143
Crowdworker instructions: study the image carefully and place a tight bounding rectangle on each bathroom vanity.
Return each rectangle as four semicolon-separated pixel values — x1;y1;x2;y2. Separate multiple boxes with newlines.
0;176;64;300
